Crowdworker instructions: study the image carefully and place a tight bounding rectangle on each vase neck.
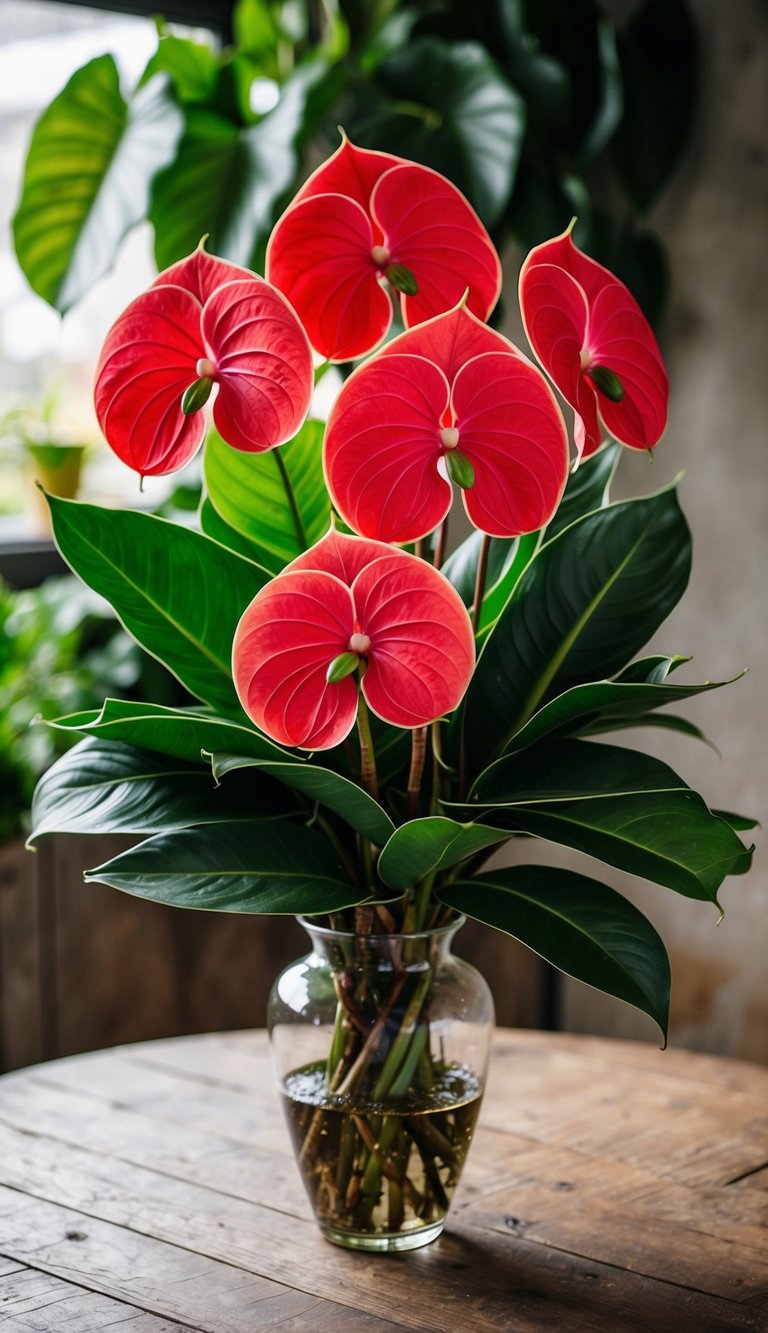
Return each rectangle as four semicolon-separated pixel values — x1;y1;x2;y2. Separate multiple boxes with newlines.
298;916;465;970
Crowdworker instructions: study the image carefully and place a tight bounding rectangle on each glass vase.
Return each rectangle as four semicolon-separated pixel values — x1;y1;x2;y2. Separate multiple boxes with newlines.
268;914;494;1252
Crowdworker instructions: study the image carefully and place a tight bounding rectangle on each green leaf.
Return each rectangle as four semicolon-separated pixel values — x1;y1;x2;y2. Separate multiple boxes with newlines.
439;865;670;1042
212;753;395;846
500;670;741;756
612;0;698;213
141;34;219;103
203;421;330;572
198;495;272;563
352;38;526;225
712;810;761;834
47;698;295;764
546;442;620;540
466;739;750;905
84;820;366;914
13;56;183;313
28;738;286;844
462;485;691;775
149;61;325;269
377;817;509;891
46;494;269;715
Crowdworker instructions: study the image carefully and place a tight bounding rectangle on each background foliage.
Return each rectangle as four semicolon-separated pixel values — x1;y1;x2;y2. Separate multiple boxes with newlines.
13;0;699;329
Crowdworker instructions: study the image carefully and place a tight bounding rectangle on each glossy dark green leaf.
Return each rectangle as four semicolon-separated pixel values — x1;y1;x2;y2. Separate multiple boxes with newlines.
546;441;620;540
712;810;760;834
500;670;741;756
46;494;269;715
466;740;750;905
212;753;395;846
13;56;183;313
203;422;330;573
47;698;295;765
377;817;509;891
352;38;525;225
150;61;324;269
439;864;670;1041
523;0;619;159
84;820;366;914
612;0;698;213
462;486;691;774
28;738;283;844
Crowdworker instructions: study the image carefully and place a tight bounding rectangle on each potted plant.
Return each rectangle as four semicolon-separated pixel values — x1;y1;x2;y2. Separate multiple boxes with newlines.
28;138;752;1252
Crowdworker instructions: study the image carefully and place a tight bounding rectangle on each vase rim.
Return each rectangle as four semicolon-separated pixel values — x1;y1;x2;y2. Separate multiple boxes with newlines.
297;914;467;943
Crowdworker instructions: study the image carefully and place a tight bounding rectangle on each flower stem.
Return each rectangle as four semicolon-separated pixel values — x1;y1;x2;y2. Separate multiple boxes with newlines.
433;517;448;570
356;689;379;802
406;726;427;821
471;533;491;636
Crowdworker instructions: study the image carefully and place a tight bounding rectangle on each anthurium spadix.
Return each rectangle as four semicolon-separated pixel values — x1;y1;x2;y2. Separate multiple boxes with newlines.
94;246;313;477
232;530;475;750
519;224;669;459
265;134;501;361
323;304;569;544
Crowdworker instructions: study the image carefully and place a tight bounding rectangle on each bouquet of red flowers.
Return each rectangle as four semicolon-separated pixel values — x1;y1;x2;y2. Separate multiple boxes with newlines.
30;137;751;1250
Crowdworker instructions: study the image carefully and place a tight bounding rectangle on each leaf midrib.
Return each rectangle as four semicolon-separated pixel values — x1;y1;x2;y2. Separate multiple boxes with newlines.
505;514;657;740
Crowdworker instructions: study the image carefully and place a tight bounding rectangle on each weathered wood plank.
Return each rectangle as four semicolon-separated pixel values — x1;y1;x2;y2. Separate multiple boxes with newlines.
0;1189;393;1332
0;1116;764;1330
0;1266;202;1330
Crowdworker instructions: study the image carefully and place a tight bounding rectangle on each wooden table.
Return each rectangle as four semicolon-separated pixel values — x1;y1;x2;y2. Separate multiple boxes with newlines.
0;1030;766;1332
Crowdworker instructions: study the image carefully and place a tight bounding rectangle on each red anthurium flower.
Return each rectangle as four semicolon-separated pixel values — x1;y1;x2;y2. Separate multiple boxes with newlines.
265;134;502;362
232;529;475;751
323;304;569;544
519;224;669;459
94;246;313;477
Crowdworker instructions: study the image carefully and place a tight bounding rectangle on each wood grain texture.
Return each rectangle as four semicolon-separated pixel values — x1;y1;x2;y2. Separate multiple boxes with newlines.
0;1030;766;1332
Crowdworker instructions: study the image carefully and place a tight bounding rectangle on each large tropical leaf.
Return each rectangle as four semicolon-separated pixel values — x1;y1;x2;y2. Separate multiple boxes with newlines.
47;495;269;715
465;739;751;905
439;865;670;1041
13;56;183;313
149;61;325;269
84;820;367;914
28;738;292;844
203;422;330;573
462;485;691;774
377;817;510;891
501;668;741;755
351;38;525;225
211;754;395;846
47;699;295;765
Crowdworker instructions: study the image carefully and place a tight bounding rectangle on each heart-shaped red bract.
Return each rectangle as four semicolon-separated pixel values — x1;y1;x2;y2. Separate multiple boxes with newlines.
232;530;475;750
94;247;313;477
323;305;568;544
519;226;669;458
265;135;501;362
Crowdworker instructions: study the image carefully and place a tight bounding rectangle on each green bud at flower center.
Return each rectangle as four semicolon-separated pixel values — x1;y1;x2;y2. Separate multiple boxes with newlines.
386;263;419;296
444;448;475;490
326;651;361;684
587;364;624;402
181;377;213;415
